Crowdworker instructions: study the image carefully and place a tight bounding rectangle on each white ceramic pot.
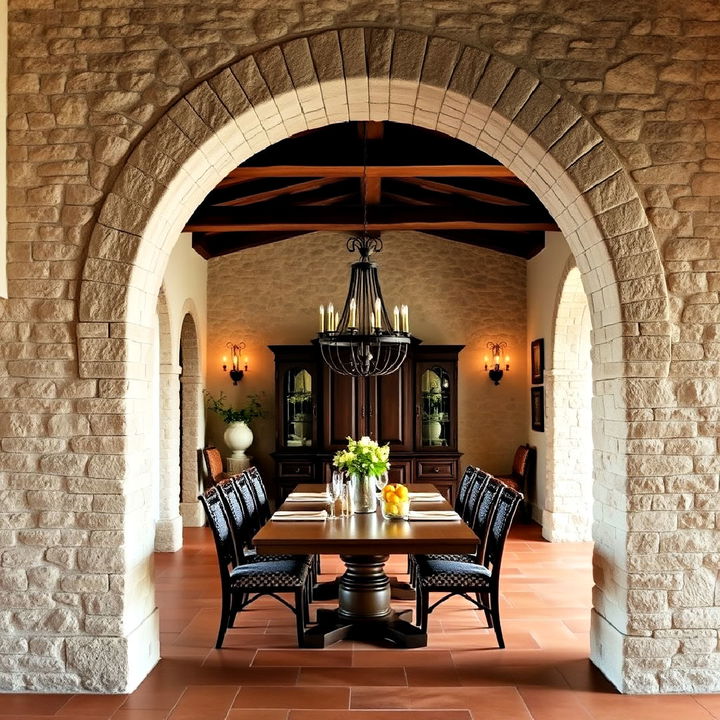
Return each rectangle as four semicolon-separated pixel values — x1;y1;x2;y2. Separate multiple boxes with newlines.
223;421;253;460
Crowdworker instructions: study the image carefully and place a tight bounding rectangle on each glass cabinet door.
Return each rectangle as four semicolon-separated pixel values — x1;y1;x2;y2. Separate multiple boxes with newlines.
283;367;314;448
419;365;452;449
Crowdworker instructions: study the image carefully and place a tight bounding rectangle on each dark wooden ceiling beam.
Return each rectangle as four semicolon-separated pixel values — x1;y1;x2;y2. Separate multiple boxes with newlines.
193;228;547;260
399;176;530;206
220;164;518;181
212;176;343;205
184;205;557;232
192;230;315;257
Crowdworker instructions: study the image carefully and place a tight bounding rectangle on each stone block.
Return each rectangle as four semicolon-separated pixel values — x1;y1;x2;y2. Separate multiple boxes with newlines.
66;637;128;692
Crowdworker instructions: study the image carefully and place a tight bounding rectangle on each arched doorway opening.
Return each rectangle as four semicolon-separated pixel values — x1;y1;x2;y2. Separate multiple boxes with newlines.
179;310;205;526
77;29;670;693
154;286;183;552
544;264;593;542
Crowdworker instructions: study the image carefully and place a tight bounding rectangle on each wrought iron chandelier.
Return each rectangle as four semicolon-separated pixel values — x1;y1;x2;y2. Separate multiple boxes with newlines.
318;233;410;376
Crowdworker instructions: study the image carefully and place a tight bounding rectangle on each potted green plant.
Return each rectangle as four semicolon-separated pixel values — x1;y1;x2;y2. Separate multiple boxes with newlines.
205;391;264;460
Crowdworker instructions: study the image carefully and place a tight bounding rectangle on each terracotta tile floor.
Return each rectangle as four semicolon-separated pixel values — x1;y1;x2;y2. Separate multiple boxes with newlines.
4;524;720;719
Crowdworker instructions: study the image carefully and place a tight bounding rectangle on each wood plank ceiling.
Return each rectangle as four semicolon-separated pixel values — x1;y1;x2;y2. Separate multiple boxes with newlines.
186;121;559;260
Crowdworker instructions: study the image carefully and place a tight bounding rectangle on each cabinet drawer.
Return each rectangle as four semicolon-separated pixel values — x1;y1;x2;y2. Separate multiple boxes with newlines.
277;460;315;478
416;459;457;479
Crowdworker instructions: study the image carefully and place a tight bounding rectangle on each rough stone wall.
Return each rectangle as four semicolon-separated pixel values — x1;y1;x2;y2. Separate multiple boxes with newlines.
0;1;718;695
205;231;528;482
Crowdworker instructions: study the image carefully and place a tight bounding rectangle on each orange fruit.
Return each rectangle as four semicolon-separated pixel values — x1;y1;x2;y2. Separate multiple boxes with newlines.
385;492;399;505
386;503;399;516
395;485;408;500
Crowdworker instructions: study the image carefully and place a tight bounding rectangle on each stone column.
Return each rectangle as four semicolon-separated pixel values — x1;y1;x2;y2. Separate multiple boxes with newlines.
155;364;183;551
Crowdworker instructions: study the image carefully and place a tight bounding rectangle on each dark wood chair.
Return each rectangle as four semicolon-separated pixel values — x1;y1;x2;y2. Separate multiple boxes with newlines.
496;444;535;521
244;466;272;523
414;485;523;648
454;465;479;517
244;466;321;582
216;476;302;566
410;472;496;586
199;487;312;648
202;445;229;490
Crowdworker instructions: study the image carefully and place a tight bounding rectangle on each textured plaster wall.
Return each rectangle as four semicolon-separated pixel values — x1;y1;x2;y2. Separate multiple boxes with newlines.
205;231;528;485
161;233;207;374
526;232;574;514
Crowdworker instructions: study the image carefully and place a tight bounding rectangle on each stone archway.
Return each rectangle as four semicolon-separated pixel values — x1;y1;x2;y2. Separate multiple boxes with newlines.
178;309;205;527
77;29;672;693
544;263;593;542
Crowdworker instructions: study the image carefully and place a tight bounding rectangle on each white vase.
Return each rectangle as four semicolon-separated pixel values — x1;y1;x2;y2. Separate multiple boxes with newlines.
223;421;253;460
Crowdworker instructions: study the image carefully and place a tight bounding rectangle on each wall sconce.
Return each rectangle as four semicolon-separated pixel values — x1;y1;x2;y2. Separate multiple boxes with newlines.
222;341;248;384
484;341;510;385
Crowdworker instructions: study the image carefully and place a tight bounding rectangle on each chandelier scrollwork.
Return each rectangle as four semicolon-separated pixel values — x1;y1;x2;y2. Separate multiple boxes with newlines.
317;233;410;377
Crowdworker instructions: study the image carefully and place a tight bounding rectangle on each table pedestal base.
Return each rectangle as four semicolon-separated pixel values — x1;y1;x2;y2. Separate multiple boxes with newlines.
305;554;426;648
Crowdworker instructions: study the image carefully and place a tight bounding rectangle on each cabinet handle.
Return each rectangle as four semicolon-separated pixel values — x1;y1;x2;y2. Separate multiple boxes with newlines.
433;467;440;473
295;466;301;473
415;405;420;418
361;405;365;418
312;403;317;417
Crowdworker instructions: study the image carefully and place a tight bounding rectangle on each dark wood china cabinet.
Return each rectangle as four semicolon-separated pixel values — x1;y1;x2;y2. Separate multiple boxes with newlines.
270;342;463;505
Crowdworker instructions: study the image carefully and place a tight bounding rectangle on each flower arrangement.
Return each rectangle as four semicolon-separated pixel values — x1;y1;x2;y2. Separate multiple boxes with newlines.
333;435;390;477
205;391;264;425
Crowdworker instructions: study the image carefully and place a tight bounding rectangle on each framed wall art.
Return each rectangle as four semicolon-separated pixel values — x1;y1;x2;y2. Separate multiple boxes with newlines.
531;338;544;385
531;386;545;432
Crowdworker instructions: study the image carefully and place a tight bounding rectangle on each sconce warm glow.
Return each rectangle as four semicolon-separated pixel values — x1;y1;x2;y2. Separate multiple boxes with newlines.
222;341;248;384
484;341;509;385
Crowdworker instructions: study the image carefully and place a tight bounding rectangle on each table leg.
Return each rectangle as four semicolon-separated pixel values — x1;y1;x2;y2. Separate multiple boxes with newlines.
304;554;426;648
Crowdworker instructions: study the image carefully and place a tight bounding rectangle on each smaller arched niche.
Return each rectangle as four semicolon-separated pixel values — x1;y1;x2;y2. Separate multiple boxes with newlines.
544;266;593;542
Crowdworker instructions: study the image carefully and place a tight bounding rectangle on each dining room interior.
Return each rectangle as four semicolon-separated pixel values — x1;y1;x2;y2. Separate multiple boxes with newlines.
5;6;720;716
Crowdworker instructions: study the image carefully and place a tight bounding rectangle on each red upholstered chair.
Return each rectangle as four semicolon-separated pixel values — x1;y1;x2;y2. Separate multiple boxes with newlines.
202;446;229;490
495;444;535;521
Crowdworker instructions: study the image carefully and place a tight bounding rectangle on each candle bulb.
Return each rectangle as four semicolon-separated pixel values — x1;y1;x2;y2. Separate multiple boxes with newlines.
393;305;400;331
319;304;325;333
327;303;334;331
401;304;409;333
233;355;238;368
374;298;382;330
369;310;375;330
334;311;339;331
349;298;357;328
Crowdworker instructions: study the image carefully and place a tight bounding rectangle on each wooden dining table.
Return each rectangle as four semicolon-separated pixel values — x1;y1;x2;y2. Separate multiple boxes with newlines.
253;483;478;648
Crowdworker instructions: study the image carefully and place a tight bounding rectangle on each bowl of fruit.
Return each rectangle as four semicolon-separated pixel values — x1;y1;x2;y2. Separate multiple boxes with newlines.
381;483;410;519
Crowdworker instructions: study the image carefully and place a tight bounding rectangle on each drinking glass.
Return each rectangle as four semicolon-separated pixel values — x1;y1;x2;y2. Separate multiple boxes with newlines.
329;470;344;518
375;471;389;493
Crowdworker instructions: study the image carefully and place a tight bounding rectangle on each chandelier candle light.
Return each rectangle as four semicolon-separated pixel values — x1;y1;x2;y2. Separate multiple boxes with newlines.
318;234;410;376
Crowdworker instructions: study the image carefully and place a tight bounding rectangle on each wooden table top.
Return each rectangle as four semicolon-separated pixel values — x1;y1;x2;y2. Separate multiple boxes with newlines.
253;484;478;556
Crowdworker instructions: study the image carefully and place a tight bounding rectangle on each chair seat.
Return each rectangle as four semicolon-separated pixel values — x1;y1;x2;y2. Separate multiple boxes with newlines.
416;558;491;589
415;552;474;564
229;558;309;589
495;474;521;492
246;550;308;564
